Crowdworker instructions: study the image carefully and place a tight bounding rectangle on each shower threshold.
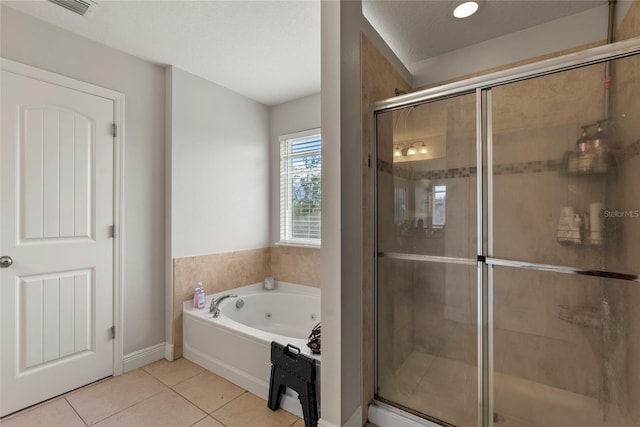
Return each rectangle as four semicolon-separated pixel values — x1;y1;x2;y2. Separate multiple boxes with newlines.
371;351;635;427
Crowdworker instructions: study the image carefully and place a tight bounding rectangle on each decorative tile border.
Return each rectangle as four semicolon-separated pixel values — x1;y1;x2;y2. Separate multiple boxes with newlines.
378;158;556;180
377;140;639;181
493;160;559;175
414;166;476;180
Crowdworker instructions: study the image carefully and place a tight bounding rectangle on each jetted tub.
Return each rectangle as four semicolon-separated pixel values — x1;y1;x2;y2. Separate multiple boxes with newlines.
183;282;321;418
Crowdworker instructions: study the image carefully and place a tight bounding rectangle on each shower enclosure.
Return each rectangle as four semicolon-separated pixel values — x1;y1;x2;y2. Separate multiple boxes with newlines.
372;40;640;427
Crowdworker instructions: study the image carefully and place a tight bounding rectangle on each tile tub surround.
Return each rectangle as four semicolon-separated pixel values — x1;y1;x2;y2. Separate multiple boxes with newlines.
271;245;320;288
172;246;320;358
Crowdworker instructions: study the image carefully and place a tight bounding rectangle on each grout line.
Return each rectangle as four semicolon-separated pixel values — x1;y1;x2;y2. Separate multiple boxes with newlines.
64;397;89;427
209;390;248;415
141;361;204;388
85;387;169;426
209;413;228;427
189;414;209;427
166;388;208;418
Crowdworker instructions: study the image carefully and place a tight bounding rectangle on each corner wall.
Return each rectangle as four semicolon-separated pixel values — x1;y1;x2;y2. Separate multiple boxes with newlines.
168;66;270;259
321;0;412;425
166;65;271;357
360;33;411;418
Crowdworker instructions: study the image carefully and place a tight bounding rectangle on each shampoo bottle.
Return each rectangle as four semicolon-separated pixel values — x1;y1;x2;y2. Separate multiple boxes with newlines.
193;283;205;309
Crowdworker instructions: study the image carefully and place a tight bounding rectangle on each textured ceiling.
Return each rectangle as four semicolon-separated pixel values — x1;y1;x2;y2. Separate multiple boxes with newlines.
362;0;607;68
5;1;610;106
3;0;320;106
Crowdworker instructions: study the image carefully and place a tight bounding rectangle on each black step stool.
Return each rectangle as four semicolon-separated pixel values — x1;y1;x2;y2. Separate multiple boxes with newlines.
268;342;319;427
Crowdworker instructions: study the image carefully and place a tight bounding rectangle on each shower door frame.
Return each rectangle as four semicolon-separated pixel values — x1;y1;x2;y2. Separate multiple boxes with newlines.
370;36;640;427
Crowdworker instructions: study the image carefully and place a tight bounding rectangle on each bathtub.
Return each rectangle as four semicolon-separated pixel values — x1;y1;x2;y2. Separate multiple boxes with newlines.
183;282;321;418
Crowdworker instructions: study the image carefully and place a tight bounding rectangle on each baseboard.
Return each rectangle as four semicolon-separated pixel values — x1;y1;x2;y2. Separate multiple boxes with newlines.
344;406;362;427
123;343;166;372
183;342;306;418
164;343;174;361
317;406;361;427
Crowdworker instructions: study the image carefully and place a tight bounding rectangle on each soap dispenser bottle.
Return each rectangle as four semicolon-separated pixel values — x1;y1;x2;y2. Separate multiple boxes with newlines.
193;283;205;309
592;120;610;173
575;125;595;173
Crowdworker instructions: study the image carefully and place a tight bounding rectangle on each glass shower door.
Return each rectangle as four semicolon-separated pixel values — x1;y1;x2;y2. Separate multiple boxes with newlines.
489;55;640;426
375;93;480;427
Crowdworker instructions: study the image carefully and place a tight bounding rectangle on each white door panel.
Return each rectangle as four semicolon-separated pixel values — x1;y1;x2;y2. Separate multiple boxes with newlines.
1;70;114;416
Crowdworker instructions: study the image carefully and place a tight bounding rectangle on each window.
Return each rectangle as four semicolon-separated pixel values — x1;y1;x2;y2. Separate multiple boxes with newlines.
279;129;321;246
432;185;446;227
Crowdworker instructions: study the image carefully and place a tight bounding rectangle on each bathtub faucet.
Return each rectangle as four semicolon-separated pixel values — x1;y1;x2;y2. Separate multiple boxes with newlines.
210;294;238;318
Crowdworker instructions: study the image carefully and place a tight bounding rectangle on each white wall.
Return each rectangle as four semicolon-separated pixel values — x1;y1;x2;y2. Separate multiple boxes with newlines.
1;6;166;355
168;66;270;258
320;1;411;425
269;93;321;245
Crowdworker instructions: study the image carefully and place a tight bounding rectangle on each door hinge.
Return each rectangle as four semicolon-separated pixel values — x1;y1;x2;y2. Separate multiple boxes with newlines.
109;224;116;238
368;155;372;168
111;123;117;137
110;325;116;340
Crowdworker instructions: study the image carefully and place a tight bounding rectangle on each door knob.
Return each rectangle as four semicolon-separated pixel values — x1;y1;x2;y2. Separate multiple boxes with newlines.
0;256;14;268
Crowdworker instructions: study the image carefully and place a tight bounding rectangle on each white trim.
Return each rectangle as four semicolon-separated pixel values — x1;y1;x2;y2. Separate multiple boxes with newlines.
0;58;123;100
275;240;321;249
318;421;340;427
1;58;126;376
344;406;362;427
278;127;322;143
164;66;174;367
123;343;166;372
184;343;307;418
368;402;442;427
164;343;174;361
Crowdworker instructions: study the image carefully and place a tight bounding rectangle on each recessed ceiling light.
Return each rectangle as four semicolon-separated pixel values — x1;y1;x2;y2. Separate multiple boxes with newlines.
453;1;479;19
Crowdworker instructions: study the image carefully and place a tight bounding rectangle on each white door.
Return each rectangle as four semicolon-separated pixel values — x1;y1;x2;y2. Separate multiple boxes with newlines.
1;70;115;416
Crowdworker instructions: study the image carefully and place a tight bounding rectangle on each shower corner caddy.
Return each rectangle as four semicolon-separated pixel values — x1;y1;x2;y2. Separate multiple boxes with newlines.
556;147;618;247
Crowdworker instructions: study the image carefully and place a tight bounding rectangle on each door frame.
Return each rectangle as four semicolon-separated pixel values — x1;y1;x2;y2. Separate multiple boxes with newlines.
1;58;125;376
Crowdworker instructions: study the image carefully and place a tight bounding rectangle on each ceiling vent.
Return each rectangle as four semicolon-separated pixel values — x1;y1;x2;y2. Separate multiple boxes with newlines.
47;0;98;17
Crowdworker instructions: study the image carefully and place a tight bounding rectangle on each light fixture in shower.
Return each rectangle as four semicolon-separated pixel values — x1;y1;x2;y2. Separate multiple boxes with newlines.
393;141;430;161
452;1;480;19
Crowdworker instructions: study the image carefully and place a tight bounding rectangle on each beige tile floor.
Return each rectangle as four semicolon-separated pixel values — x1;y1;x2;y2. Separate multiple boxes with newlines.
1;358;305;427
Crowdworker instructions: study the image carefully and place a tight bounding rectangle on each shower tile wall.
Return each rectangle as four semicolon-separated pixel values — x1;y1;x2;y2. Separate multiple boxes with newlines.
172;246;320;358
361;33;412;411
373;4;640;425
489;59;615;401
376;92;479;425
611;17;640;417
488;49;640;425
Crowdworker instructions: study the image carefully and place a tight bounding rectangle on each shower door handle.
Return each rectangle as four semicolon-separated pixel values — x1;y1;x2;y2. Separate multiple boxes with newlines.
0;256;14;268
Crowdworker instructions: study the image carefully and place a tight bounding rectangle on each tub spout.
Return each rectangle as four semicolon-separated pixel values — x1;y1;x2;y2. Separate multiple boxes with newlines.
210;294;238;317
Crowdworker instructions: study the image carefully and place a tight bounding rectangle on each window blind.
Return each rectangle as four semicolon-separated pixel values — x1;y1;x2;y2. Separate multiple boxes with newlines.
279;131;321;245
